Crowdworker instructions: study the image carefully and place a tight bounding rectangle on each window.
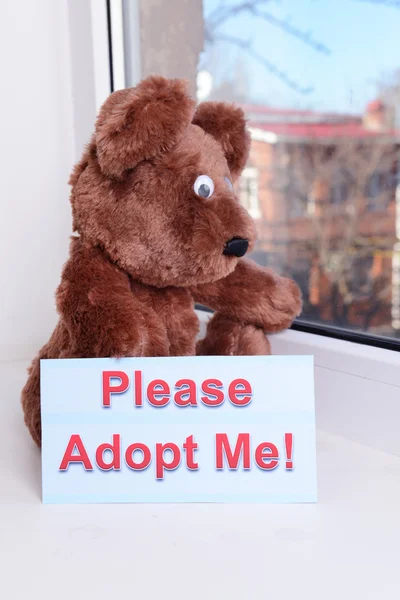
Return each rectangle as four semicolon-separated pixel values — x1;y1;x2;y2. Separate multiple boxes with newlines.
239;167;261;219
330;169;351;206
113;0;400;348
366;169;397;212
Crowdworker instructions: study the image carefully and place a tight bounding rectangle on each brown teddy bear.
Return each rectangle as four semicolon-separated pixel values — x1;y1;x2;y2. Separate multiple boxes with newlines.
21;75;301;447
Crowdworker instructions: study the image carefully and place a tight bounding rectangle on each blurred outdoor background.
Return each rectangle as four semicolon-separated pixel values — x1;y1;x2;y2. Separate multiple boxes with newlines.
124;0;400;339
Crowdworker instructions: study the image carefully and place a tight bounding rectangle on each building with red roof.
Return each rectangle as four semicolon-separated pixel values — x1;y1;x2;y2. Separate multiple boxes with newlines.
239;101;400;333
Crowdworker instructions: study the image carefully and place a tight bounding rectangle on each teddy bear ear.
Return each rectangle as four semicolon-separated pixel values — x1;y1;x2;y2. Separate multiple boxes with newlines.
192;102;251;179
95;76;196;178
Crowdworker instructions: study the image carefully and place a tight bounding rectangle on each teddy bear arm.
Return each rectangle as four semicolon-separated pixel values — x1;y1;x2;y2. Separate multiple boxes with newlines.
190;259;302;333
56;248;145;358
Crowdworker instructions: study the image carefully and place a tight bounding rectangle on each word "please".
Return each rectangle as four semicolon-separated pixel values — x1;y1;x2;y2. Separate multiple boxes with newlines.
102;370;253;408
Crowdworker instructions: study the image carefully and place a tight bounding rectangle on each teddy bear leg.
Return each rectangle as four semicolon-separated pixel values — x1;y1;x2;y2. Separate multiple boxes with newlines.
197;312;271;356
21;357;42;447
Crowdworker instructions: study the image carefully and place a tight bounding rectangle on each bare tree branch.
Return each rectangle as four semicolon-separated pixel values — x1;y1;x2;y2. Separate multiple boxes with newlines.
207;0;272;30
204;0;330;94
269;138;398;305
207;1;232;26
206;0;330;54
251;9;331;55
211;33;313;93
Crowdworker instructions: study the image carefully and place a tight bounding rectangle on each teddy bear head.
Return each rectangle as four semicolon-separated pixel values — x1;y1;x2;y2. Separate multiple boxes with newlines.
69;75;257;287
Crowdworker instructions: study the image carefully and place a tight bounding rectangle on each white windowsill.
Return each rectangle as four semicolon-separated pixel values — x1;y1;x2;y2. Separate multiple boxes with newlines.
2;356;400;598
197;309;400;457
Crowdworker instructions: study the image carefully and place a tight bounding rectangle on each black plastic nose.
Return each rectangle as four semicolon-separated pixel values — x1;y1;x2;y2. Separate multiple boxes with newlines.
223;237;249;257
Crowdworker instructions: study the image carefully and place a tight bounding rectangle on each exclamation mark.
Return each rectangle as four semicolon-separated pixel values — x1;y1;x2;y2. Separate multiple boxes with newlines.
285;433;293;470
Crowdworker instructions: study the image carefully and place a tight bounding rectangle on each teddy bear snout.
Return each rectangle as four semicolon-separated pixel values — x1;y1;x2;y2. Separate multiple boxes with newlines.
223;237;249;257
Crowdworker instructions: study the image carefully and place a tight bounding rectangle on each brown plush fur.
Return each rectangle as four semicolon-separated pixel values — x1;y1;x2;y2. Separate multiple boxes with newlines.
193;102;251;180
21;76;301;447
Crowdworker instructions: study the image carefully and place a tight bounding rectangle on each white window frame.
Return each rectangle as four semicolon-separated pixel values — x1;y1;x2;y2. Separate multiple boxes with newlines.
68;1;400;458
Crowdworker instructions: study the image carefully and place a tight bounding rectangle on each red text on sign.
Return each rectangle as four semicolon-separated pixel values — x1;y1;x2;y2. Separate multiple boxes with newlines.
58;434;199;480
101;371;252;408
215;433;294;470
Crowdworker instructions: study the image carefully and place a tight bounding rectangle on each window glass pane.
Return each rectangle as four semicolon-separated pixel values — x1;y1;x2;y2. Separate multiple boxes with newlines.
120;0;400;341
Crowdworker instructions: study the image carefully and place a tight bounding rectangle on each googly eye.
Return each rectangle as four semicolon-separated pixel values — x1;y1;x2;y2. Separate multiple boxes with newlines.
194;175;214;199
225;176;233;191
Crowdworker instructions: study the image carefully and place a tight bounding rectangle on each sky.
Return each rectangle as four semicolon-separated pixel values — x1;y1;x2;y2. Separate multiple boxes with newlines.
201;0;400;114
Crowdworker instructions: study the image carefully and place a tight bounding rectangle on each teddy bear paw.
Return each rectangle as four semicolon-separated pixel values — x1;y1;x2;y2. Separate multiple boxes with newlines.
263;276;302;333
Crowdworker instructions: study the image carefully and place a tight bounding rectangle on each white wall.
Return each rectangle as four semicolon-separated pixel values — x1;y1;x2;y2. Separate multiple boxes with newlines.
0;1;76;361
